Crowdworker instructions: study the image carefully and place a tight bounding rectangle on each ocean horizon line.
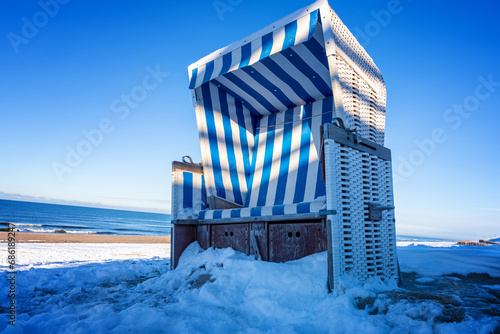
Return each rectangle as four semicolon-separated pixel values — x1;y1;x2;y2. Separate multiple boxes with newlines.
0;197;170;216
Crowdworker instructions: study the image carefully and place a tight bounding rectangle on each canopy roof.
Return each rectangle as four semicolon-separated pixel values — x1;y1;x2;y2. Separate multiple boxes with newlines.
188;0;385;118
189;2;338;117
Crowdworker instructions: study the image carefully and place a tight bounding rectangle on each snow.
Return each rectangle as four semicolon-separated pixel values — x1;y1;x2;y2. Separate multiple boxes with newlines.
415;277;436;284
397;241;457;248
0;243;170;270
0;241;499;333
398;244;500;277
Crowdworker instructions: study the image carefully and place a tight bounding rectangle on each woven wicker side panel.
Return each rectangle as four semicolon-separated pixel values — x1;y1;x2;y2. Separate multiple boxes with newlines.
335;55;386;146
328;8;387;147
329;141;397;281
329;10;385;90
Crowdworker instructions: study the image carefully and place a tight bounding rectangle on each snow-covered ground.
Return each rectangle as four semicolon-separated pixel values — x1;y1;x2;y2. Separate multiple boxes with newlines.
1;240;499;333
0;243;170;270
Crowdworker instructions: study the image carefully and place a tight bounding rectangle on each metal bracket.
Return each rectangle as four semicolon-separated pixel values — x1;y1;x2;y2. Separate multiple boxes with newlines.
368;202;395;222
332;117;361;144
324;123;392;161
332;117;349;131
319;210;337;216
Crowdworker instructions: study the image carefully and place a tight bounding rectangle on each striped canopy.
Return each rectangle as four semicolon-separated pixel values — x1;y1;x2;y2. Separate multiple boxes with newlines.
189;8;333;117
189;2;338;214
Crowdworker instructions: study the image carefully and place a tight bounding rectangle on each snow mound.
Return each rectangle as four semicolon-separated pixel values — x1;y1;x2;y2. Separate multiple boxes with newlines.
1;242;499;333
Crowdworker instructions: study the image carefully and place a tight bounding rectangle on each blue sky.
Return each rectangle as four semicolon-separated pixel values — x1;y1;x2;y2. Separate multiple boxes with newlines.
1;0;499;239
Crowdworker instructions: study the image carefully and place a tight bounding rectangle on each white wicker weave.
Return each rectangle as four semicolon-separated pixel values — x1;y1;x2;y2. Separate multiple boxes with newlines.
324;4;398;288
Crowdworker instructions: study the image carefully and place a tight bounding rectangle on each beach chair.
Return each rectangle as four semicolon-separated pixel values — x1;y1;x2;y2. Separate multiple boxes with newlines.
171;0;398;290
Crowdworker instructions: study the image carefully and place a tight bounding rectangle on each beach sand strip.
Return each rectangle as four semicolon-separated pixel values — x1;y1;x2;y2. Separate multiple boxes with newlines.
0;232;170;244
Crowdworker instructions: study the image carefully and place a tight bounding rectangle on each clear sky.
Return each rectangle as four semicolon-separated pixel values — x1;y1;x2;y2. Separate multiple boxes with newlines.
1;0;499;239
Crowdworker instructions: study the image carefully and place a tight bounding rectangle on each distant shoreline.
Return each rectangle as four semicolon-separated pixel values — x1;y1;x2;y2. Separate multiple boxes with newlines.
0;232;170;244
0;198;169;215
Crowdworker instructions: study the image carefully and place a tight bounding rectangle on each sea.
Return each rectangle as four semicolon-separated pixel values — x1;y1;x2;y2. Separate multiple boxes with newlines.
0;199;171;236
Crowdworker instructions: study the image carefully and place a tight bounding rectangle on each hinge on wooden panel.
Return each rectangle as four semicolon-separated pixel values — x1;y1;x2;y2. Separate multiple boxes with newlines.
250;231;261;260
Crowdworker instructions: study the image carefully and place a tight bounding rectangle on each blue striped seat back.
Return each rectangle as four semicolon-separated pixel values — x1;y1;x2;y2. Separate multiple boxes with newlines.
196;83;256;206
246;97;333;207
196;85;334;208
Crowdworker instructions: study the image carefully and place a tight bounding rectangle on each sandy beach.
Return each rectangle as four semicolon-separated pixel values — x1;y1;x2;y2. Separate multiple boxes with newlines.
0;231;170;244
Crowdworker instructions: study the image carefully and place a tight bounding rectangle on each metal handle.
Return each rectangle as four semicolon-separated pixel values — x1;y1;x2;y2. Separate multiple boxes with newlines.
182;156;194;164
368;202;395;221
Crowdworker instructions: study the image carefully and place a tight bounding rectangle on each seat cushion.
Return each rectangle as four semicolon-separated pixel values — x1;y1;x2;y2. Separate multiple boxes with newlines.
198;197;325;220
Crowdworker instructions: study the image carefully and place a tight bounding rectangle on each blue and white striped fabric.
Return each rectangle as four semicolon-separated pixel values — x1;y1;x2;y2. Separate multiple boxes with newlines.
198;199;325;220
191;10;331;116
196;83;256;206
172;171;208;220
246;97;334;207
190;10;322;89
190;7;336;219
